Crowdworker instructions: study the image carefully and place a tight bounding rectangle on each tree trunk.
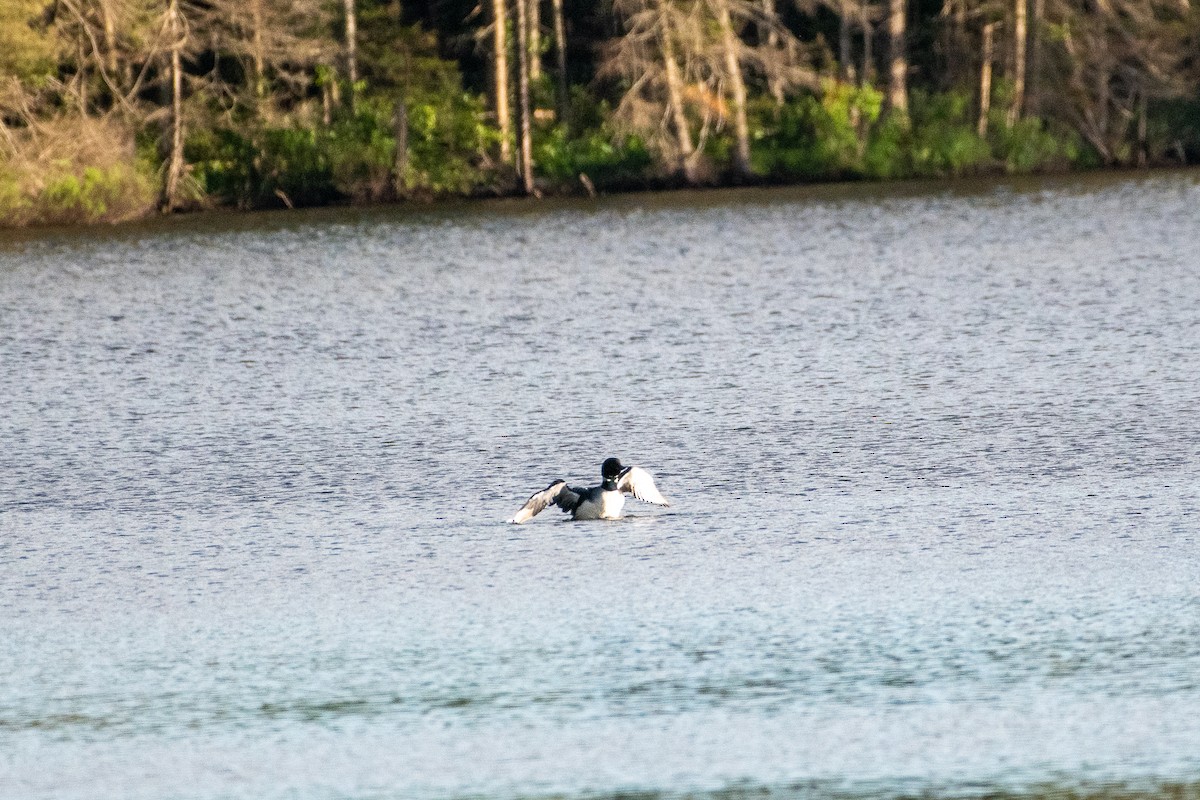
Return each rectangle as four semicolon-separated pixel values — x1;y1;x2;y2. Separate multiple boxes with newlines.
162;0;186;212
514;0;535;193
940;0;969;88
1007;0;1027;125
861;0;874;84
77;39;89;116
491;0;513;163
762;0;786;103
528;0;542;82
839;0;855;82
978;21;995;137
394;100;409;194
1136;87;1148;167
660;21;698;183
1027;0;1044;116
343;0;358;111
101;0;119;76
551;0;568;123
713;0;753;179
1095;66;1110;160
250;0;267;100
886;0;908;115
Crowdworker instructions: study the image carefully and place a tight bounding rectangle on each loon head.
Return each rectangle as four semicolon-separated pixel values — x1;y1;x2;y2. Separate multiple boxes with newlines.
601;457;624;489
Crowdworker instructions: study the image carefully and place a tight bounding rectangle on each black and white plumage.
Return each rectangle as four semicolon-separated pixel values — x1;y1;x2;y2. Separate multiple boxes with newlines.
508;457;670;523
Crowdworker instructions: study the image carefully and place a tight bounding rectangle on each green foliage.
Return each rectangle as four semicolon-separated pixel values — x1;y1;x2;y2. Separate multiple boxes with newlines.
358;4;461;98
47;163;156;223
752;81;912;180
2;0;1196;226
750;84;1085;182
906;90;993;177
189;125;337;208
190;88;493;207
533;90;653;190
991;116;1080;173
329;100;397;201
817;82;885;171
535;125;652;188
863;111;910;179
399;92;496;196
562;85;610;136
0;159;156;226
0;171;31;221
752;82;884;180
187;1;494;209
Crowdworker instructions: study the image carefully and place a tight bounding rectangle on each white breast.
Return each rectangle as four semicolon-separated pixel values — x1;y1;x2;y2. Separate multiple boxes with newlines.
572;489;626;520
599;490;625;519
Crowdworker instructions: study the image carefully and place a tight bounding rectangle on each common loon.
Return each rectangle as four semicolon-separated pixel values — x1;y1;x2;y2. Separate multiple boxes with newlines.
508;457;670;523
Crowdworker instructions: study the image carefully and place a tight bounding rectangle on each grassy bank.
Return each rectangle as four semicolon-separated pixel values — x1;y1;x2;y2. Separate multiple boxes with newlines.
3;0;1199;228
1;84;1175;229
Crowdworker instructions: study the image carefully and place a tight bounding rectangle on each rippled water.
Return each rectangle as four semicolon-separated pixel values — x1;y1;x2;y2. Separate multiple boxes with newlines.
2;173;1199;800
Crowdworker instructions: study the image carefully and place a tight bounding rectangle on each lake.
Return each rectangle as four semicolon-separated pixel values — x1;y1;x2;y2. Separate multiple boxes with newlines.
1;172;1199;800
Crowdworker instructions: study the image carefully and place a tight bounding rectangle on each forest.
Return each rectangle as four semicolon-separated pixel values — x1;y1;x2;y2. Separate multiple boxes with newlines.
1;0;1198;225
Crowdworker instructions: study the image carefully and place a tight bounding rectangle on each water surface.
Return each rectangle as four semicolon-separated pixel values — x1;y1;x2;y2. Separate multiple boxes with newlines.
2;173;1199;800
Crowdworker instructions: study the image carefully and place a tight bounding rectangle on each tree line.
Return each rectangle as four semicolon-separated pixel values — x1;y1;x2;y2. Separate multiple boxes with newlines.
1;0;1197;224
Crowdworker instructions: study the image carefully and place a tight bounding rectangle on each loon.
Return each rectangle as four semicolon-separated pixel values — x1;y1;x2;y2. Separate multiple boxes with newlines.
508;457;670;523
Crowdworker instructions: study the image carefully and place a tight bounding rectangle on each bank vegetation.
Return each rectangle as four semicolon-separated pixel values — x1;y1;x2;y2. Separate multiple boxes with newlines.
2;0;1198;225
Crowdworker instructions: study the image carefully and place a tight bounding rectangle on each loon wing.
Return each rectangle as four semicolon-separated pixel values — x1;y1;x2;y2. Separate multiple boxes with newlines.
617;466;669;506
509;480;582;523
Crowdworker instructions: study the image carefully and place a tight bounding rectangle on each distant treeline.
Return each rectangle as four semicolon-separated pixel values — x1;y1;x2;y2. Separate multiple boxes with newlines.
2;0;1198;225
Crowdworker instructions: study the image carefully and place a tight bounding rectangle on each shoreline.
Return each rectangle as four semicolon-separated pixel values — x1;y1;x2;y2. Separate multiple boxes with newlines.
2;164;1197;244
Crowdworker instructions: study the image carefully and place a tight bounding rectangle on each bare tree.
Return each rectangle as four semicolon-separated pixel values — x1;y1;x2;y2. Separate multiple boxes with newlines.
659;18;700;181
886;0;908;114
602;0;701;181
861;0;875;82
528;0;542;82
713;0;753;178
344;0;358;111
977;20;995;135
489;0;513;163
515;0;535;192
1007;0;1027;124
161;0;186;210
938;0;972;89
197;0;333;115
838;0;855;80
1026;0;1044;115
1047;0;1196;163
551;0;569;121
604;0;816;183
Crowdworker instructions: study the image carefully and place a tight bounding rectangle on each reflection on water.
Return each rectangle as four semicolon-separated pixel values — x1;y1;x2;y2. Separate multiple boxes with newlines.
1;172;1199;800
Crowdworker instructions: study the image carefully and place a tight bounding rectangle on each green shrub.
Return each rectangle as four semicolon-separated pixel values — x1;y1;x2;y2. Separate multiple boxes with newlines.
752;86;1086;182
0;169;30;222
863;110;910;179
44;166;115;218
752;81;884;180
751;96;826;178
992;115;1079;173
328;100;397;201
0;159;155;226
189;124;337;208
399;91;496;196
258;127;338;205
907;90;992;176
190;89;492;207
535;125;652;189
